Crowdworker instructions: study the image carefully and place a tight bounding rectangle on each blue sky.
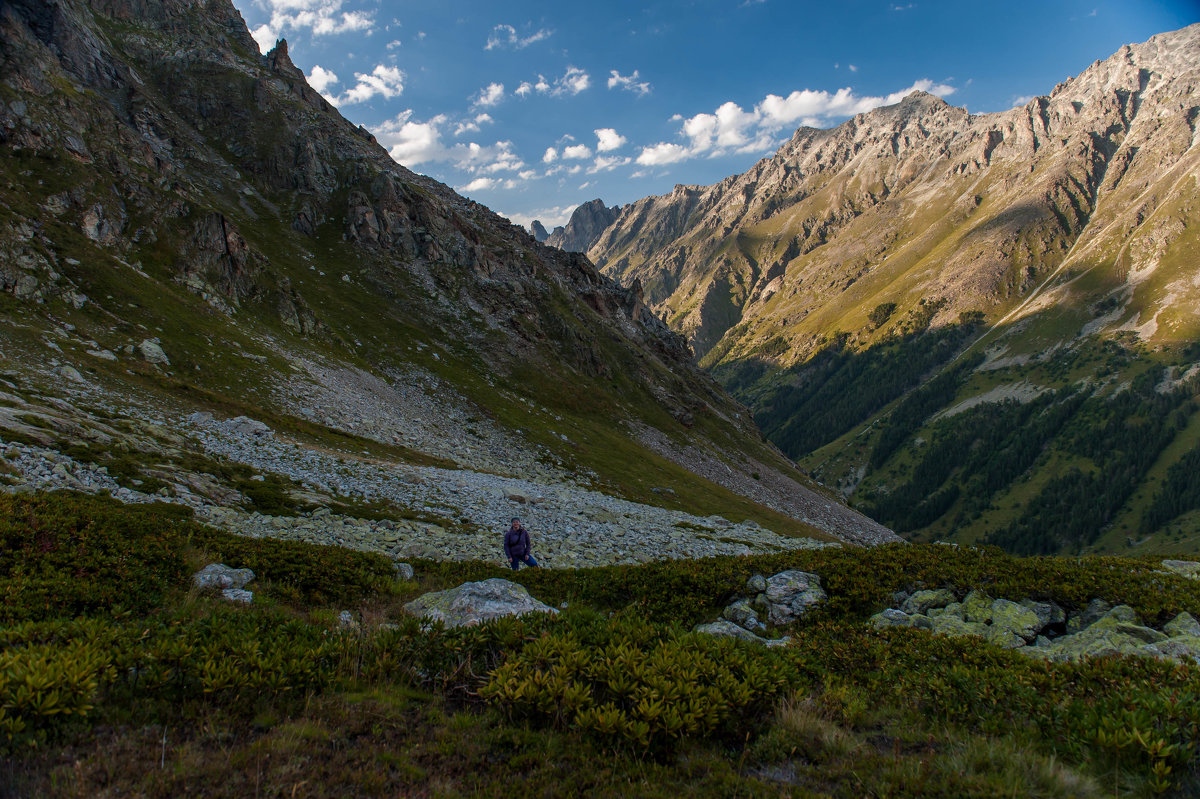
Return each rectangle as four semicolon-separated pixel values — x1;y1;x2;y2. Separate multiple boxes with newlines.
231;0;1199;231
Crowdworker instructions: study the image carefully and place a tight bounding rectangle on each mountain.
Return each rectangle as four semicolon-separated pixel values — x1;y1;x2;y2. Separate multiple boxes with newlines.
0;0;895;555
529;220;550;242
545;198;620;252
584;25;1200;556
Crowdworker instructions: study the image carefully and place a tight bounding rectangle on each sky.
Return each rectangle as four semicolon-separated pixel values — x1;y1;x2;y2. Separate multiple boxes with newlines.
231;0;1199;231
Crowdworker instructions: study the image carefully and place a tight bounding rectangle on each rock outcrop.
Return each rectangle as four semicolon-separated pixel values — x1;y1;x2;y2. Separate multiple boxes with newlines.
403;579;558;628
545;199;620;253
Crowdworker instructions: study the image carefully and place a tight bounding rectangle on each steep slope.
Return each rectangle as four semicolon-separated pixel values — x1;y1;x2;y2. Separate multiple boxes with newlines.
587;25;1200;555
0;0;895;551
544;199;620;252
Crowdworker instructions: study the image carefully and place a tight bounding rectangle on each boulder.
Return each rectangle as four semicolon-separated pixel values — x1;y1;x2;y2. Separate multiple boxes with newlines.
693;619;792;648
138;338;169;365
393;562;415;580
1164;612;1200;638
870;608;913;629
193;563;255;590
1020;599;1065;630
989;598;1042;643
221;588;253;603
402;578;557;628
745;574;768;594
762;570;827;626
1085;607;1166;645
930;614;988;638
961;590;993;624
1067;599;1112;634
1161;560;1200;580
229;416;271;436
1144;636;1200;665
722;598;765;633
900;588;956;615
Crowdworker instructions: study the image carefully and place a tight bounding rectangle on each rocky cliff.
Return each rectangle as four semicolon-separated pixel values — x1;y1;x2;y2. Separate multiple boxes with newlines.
584;25;1200;555
545;198;620;253
0;0;896;551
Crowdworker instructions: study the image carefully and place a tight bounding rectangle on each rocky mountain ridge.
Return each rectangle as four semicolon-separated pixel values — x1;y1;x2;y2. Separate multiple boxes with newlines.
575;24;1200;555
0;0;896;557
542;198;621;252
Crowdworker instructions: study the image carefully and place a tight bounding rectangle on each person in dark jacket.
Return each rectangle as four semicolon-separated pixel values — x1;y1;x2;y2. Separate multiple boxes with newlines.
503;517;538;570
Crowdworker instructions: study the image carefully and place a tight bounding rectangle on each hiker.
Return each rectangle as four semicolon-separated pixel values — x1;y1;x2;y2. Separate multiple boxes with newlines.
503;517;539;570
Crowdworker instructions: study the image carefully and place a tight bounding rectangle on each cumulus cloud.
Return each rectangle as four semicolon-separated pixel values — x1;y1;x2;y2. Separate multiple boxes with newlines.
454;113;494;136
459;177;500;192
587;155;631;174
473;82;505;108
554;66;590;95
542;147;558;163
374;112;530;185
607;69;651;96
636;79;956;166
306;64;339;94
332;64;405;106
562;144;592;160
595;128;626;152
248;0;374;53
485;23;552;50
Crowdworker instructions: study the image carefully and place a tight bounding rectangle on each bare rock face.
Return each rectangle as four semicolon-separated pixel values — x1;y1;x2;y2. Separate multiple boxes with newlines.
529;220;549;242
545;199;620;253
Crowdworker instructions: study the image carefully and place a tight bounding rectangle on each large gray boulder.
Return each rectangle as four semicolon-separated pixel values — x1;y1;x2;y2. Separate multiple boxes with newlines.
763;570;827;626
193;563;255;590
403;578;557;628
901;589;956;615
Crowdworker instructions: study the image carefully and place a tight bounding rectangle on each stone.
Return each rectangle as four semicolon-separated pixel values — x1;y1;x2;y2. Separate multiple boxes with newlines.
1066;599;1112;634
930;614;988;638
693;619;791;648
985;625;1028;649
193;563;255;590
1161;560;1200;580
870;608;913;629
221;588;253;603
393;562;415;580
763;570;827;626
1020;599;1066;630
722;598;765;633
989;598;1042;643
961;590;993;624
337;610;356;628
900;589;956;615
1164;612;1200;638
1145;636;1200;665
1086;608;1166;645
57;365;85;383
229;416;271;436
138;338;169;365
745;574;768;594
403;578;557;628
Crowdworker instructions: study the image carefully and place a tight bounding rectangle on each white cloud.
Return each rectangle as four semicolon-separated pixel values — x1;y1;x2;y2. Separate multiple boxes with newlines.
1011;94;1036;107
542;147;558;163
848;64;858;72
247;0;374;53
562;144;592;160
306;64;338;94
454;113;493;136
636;79;956;166
485;23;552;50
515;81;533;97
374;112;529;181
587;155;630;174
595;128;626;152
459;177;499;192
386;39;402;50
333;64;405;106
607;69;651;96
553;66;590;96
473;82;505;108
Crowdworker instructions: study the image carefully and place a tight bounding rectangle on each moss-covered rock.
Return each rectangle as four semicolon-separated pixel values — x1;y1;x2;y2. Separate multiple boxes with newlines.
900;588;956;615
988;598;1041;643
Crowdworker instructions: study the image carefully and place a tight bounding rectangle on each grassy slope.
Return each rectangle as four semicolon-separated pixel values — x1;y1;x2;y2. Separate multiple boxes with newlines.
4;492;1200;798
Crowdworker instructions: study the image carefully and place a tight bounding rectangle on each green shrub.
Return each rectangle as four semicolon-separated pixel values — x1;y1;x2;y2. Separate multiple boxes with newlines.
481;615;797;751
